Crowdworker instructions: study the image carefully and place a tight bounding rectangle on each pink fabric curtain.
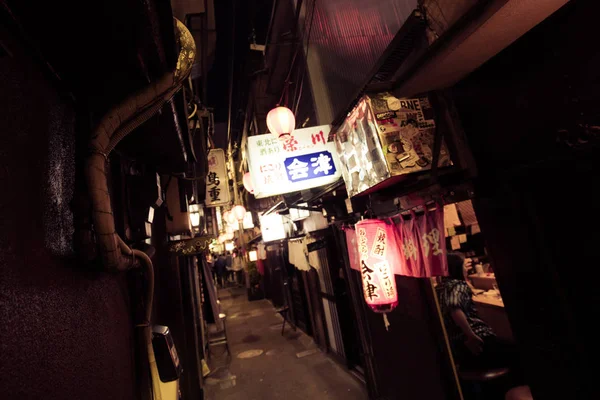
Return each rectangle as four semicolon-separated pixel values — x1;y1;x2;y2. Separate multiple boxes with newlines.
257;258;265;275
393;207;448;277
344;226;361;271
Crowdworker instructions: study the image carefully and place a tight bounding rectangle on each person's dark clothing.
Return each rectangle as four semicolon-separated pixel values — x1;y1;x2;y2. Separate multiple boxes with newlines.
437;278;524;387
214;256;227;287
436;278;495;351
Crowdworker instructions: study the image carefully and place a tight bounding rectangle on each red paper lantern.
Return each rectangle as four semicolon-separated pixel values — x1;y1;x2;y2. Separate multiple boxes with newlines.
355;219;401;313
266;106;295;139
232;205;247;222
243;172;254;194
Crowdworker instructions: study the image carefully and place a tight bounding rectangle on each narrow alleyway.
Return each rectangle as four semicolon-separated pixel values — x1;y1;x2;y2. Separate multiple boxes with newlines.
204;287;367;400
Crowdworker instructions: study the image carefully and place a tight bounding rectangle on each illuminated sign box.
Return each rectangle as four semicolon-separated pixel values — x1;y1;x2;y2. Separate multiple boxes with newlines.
335;93;452;197
259;213;287;242
247;125;342;198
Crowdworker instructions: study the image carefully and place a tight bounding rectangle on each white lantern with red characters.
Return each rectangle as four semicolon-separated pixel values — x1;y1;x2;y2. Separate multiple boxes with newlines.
355;219;401;313
266;106;295;139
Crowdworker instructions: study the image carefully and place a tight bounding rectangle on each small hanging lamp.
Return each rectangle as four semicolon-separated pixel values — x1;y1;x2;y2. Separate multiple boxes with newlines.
232;205;247;222
243;172;254;194
226;210;237;225
266;106;295;139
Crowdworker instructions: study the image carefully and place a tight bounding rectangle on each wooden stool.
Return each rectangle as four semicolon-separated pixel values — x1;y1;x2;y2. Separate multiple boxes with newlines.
459;367;510;400
459;367;510;382
505;386;532;400
275;306;290;335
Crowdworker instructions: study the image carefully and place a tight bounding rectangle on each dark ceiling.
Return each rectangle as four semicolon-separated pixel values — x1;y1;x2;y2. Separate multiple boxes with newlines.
207;0;273;126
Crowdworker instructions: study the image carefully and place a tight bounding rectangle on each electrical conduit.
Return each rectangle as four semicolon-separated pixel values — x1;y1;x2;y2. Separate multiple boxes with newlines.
85;19;195;400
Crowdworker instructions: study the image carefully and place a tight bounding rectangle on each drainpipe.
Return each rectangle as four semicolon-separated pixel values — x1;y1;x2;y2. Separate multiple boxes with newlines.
81;19;195;400
84;18;196;272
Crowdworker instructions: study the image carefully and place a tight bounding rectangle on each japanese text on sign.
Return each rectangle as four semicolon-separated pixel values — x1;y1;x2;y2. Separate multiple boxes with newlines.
403;238;418;261
375;260;396;300
361;260;379;301
205;149;230;207
358;228;368;257
370;227;387;259
283;151;337;183
246;125;341;198
422;228;442;257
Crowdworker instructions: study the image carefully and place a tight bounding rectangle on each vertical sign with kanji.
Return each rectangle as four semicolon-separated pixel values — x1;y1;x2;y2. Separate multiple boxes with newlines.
205;149;230;207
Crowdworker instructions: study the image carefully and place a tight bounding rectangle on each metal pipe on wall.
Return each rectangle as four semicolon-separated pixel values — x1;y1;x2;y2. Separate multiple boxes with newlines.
83;19;196;271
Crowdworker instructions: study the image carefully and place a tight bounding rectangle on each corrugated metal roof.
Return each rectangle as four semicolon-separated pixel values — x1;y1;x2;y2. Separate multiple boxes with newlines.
309;0;418;119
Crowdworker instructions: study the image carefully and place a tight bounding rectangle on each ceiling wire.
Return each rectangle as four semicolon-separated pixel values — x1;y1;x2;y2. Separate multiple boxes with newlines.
278;0;317;108
292;0;317;119
226;0;236;156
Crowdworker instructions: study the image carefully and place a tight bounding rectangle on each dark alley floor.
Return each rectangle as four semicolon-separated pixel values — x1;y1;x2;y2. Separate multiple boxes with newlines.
204;287;368;400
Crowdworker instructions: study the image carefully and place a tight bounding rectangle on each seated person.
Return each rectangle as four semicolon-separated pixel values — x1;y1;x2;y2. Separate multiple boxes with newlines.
437;252;520;376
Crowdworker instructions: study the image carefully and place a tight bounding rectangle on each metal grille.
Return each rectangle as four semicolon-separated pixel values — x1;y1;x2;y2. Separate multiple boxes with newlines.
316;246;346;359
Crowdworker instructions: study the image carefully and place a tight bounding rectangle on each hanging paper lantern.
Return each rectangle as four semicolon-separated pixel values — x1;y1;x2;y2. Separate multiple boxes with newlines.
222;211;231;225
232;205;247;222
225;231;234;240
355;219;401;313
243;172;254;194
226;210;237;225
266;106;295;139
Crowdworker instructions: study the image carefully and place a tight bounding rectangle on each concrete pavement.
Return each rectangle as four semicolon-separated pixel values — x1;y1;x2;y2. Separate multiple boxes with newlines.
204;287;368;400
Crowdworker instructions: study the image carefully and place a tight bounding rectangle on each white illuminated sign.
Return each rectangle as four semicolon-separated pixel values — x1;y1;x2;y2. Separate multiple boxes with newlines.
247;125;342;198
289;203;310;221
243;212;254;229
205;149;231;207
260;213;287;242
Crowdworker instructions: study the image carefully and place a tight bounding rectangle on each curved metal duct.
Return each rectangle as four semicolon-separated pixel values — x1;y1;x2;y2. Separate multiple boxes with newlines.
85;19;196;271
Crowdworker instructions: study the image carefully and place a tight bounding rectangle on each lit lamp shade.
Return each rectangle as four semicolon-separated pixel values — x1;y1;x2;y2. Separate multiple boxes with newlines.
223;211;231;224
266;106;295;139
355;219;401;313
232;205;246;222
243;172;254;194
249;250;258;262
225;231;234;240
260;213;286;242
226;210;237;225
188;204;201;228
225;242;234;251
